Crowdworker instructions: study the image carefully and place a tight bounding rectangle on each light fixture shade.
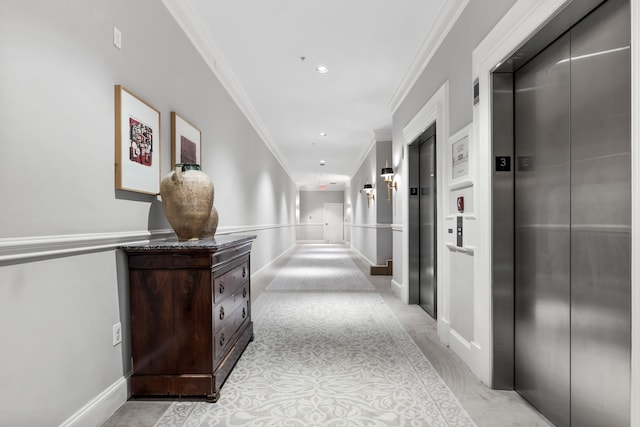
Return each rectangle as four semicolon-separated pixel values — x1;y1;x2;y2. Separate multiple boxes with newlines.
380;167;394;179
363;183;373;193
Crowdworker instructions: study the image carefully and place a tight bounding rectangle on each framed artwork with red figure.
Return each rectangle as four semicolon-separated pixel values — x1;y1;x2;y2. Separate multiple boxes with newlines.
115;85;161;194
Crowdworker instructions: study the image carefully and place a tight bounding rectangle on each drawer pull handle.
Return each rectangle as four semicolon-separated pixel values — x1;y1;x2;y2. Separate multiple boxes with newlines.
242;288;247;299
219;333;225;347
219;307;225;320
242;267;246;278
242;307;246;319
220;281;225;293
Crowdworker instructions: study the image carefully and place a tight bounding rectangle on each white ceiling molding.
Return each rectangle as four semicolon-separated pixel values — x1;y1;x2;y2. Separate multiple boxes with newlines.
374;128;393;142
349;133;377;181
348;128;393;181
161;0;294;181
389;0;469;114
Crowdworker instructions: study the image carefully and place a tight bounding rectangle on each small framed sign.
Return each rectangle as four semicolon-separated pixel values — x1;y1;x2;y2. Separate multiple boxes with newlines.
495;156;511;172
452;135;469;179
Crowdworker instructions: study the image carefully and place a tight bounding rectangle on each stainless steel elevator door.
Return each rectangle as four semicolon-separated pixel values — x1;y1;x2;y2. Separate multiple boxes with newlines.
514;31;572;427
569;0;630;425
419;135;436;316
514;1;631;426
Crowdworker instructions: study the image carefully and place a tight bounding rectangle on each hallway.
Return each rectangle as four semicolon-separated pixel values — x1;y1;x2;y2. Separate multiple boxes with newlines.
103;244;550;426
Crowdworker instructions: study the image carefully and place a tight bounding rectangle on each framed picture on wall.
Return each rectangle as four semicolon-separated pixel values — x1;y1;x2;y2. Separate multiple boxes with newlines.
448;125;474;191
114;85;161;195
451;133;469;180
171;112;201;167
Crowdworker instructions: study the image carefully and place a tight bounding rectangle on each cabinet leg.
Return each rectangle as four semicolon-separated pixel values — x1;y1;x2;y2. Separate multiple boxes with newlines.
207;391;220;403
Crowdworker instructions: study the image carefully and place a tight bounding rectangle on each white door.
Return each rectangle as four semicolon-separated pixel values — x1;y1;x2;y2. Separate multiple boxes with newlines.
324;203;344;243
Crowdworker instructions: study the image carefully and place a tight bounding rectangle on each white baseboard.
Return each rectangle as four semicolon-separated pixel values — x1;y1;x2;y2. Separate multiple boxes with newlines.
438;317;451;346
59;376;128;427
449;328;473;368
350;245;376;267
391;279;405;302
252;242;297;277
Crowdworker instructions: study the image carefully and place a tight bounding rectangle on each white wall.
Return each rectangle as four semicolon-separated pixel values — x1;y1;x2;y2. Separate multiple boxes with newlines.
0;0;296;425
297;190;345;241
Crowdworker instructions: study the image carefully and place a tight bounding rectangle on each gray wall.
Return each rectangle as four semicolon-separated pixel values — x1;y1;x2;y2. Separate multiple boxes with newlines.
393;0;518;141
390;0;517;291
350;140;392;265
0;0;296;425
297;190;345;241
390;0;518;380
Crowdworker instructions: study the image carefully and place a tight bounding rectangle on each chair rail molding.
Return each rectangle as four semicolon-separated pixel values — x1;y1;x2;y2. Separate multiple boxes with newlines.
0;223;296;263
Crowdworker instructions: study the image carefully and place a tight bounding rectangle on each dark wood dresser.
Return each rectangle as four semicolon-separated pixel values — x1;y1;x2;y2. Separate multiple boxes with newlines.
122;235;256;402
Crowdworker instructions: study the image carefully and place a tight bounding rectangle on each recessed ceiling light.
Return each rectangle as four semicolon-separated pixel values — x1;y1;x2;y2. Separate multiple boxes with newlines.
320;160;326;166
316;65;329;74
319;132;327;137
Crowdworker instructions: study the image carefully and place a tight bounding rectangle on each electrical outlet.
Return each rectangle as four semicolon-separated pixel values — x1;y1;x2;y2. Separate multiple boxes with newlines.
112;322;122;346
113;26;122;50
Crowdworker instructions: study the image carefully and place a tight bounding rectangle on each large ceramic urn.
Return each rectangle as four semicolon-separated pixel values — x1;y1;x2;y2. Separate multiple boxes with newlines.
200;205;219;239
160;163;214;241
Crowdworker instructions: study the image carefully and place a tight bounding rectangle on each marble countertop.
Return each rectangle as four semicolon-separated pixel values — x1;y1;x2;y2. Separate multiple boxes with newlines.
121;234;256;251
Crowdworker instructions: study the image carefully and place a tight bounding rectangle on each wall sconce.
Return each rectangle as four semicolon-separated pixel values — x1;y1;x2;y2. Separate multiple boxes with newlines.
363;183;375;208
380;160;398;202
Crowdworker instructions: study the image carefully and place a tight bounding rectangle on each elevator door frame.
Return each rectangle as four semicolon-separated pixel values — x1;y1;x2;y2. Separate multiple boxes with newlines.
491;1;631;426
490;0;609;390
408;124;437;318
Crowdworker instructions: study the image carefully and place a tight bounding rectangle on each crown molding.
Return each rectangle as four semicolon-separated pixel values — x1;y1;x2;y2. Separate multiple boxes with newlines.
349;127;395;180
374;128;393;142
389;0;469;114
161;0;294;182
349;133;377;180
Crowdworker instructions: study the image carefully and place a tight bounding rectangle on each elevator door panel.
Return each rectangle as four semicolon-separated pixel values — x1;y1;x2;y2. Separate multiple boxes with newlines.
419;135;436;317
514;1;631;426
569;0;630;425
514;32;571;427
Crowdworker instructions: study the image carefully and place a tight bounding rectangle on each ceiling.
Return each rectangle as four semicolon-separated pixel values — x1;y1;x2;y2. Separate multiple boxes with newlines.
166;0;450;190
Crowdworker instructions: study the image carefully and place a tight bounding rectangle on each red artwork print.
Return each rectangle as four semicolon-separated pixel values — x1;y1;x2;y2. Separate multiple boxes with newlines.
129;117;153;167
180;135;197;164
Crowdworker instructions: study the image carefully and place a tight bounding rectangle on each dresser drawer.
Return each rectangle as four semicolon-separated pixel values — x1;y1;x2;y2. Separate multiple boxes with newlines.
213;259;248;304
213;282;249;332
214;302;249;364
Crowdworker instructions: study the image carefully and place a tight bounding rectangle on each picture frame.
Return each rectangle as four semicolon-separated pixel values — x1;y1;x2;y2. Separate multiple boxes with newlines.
448;125;474;190
171;112;201;167
451;134;469;180
114;85;161;194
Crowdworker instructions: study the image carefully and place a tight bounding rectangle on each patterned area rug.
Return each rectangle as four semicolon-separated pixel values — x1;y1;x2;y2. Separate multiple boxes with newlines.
154;292;476;427
265;244;374;291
